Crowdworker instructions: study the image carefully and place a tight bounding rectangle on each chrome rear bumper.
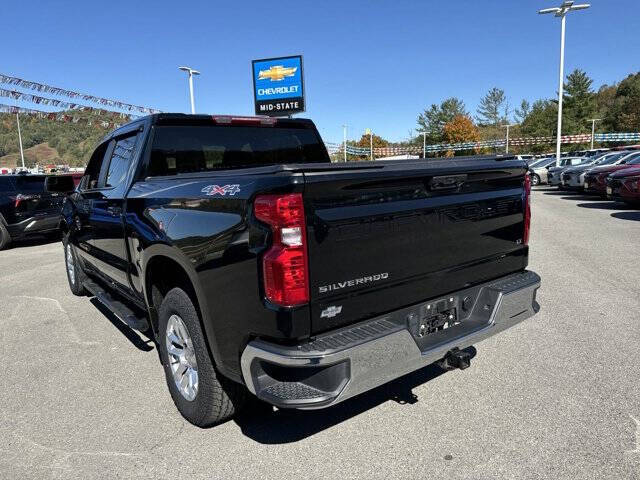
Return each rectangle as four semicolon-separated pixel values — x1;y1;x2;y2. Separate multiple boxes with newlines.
241;270;540;409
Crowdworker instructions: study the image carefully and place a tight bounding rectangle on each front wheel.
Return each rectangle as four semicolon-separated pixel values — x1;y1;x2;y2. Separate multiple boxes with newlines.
158;287;247;427
530;174;541;186
63;236;87;296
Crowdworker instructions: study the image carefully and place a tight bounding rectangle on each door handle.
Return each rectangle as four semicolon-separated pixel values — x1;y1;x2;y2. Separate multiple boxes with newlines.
107;206;122;217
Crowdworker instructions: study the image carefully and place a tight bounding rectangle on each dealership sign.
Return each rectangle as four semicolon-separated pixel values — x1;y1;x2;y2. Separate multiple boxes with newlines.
252;55;305;116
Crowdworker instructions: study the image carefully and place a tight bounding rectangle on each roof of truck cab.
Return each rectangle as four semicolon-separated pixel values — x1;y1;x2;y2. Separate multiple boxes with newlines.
101;113;316;143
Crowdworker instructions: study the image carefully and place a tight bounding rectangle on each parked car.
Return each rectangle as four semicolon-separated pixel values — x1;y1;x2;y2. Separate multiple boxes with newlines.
60;113;540;427
528;157;556;185
584;151;640;196
530;156;583;185
0;174;76;249
605;166;640;204
546;157;588;186
561;151;631;190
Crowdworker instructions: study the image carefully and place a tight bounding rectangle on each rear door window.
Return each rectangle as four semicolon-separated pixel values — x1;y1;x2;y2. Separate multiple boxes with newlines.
45;176;75;193
14;176;46;193
148;124;328;177
104;134;139;188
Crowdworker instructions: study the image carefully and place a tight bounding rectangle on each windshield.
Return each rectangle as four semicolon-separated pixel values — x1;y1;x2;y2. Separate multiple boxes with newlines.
596;152;626;165
149;124;328;176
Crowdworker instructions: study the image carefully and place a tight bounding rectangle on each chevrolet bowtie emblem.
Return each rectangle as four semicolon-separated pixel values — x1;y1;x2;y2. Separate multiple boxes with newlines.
258;65;297;82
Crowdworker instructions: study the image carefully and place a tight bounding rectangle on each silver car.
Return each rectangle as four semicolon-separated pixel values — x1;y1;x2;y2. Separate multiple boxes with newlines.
547;157;589;186
561;151;631;189
530;156;583;185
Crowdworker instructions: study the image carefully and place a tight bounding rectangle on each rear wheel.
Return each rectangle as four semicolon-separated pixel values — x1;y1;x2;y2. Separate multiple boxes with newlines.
158;287;247;427
63;236;87;296
0;223;11;250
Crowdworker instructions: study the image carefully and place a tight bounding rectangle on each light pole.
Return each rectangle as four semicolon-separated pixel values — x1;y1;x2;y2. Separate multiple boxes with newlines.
178;66;200;114
420;130;430;159
501;124;517;154
342;124;348;162
365;128;373;161
539;1;590;166
588;118;601;149
15;112;25;170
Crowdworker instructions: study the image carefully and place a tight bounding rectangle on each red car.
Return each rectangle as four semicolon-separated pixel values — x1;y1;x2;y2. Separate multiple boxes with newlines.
606;166;640;205
584;151;640;196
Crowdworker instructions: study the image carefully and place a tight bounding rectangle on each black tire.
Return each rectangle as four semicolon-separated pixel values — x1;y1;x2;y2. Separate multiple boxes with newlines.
0;222;11;250
158;287;247;427
531;174;541;186
63;235;88;296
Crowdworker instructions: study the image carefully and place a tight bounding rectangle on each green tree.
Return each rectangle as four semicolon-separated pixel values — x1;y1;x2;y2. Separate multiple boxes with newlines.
520;100;558;152
604;72;640;132
476;87;507;126
562;69;595;134
416;97;468;143
515;99;531;123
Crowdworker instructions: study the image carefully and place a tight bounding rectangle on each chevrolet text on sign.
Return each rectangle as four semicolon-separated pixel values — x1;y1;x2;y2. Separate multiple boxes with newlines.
252;55;305;116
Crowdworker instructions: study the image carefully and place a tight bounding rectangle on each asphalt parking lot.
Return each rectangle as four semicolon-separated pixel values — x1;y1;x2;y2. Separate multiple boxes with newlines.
1;188;639;480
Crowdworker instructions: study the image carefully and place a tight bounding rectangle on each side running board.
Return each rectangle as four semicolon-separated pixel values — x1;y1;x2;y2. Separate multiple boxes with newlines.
83;280;149;332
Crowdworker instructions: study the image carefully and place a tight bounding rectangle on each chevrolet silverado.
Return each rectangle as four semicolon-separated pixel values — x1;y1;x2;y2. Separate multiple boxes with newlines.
61;113;540;427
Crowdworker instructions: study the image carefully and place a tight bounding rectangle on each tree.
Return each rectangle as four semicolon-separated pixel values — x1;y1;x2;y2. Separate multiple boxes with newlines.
515;99;531;123
604;73;640;132
476;87;507;126
356;133;389;149
520;99;558;152
416;97;467;143
562;69;595;134
442;115;480;156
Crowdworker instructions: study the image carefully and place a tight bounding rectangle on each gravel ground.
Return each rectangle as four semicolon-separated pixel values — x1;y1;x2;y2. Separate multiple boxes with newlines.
0;187;638;480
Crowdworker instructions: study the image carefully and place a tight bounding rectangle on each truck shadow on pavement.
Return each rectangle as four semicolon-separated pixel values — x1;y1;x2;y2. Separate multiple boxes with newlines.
611;211;640;221
576;201;629;211
89;298;155;352
234;347;476;444
8;235;61;250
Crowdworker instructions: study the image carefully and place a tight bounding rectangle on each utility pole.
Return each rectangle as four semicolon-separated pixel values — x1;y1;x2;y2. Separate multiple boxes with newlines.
16;112;25;170
342;124;348;162
178;66;201;114
501;124;517;154
588;118;601;149
539;1;591;166
365;128;373;161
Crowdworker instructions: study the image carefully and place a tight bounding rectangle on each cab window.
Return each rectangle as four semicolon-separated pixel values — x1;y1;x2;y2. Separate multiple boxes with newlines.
104;134;139;188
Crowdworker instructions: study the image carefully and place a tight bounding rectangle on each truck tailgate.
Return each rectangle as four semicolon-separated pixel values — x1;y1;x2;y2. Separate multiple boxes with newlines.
302;158;528;334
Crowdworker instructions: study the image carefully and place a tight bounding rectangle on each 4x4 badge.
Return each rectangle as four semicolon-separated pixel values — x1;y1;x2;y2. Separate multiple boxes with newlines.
201;184;241;196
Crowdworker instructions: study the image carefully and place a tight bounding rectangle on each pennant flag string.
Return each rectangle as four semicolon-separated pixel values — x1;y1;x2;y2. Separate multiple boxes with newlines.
0;73;162;114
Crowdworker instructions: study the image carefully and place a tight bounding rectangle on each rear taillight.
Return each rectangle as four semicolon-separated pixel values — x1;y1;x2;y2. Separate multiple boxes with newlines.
14;194;34;208
523;173;531;246
254;193;309;306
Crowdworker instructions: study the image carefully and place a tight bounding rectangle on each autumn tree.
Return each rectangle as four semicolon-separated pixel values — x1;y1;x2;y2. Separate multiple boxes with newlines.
442;115;480;156
356;133;389;149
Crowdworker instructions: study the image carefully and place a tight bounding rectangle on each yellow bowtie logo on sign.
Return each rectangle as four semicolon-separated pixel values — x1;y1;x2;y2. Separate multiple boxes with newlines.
258;65;298;82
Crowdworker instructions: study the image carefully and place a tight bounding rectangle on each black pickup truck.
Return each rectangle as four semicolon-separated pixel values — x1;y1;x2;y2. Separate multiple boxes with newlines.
61;113;540;427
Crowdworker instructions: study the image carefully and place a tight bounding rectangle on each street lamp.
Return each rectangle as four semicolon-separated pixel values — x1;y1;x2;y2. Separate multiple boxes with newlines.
178;66;200;114
539;1;590;166
419;130;430;159
500;124;517;154
588;118;602;150
342;124;349;162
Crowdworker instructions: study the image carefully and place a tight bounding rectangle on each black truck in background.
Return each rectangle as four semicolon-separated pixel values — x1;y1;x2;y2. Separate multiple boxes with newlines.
61;113;540;427
0;174;77;249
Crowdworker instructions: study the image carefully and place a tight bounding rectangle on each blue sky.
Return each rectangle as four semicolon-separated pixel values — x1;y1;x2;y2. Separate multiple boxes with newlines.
2;0;639;142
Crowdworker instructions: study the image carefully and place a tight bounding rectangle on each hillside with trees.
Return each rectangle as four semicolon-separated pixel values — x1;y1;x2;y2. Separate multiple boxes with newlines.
0;110;132;168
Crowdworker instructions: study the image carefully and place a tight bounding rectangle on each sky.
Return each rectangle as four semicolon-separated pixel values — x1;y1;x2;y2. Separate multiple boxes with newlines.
2;0;640;143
